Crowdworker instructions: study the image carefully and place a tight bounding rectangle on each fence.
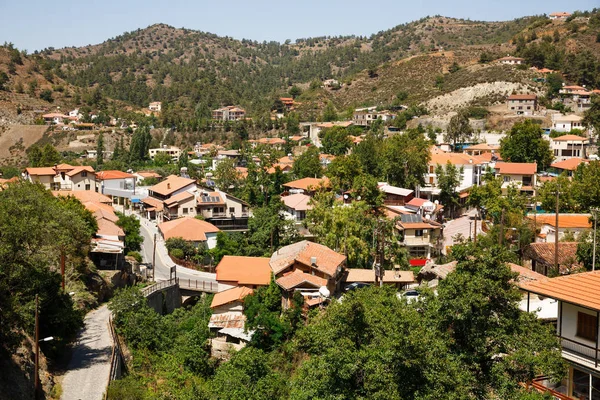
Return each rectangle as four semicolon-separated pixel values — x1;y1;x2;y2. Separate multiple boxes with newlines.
105;317;125;399
141;277;178;297
179;278;219;293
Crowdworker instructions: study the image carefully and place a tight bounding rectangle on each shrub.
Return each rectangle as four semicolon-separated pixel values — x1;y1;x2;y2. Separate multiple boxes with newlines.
127;251;142;263
170;248;184;259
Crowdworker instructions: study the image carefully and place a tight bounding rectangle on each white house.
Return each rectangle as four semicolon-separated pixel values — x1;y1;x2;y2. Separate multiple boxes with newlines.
494;162;537;196
149;146;181;161
521;271;600;399
149;101;162;112
158;217;220;250
423;151;486;198
549;11;571;20
550;134;589;162
281;193;312;223
527;213;592;243
552;114;584;133
497;56;524;65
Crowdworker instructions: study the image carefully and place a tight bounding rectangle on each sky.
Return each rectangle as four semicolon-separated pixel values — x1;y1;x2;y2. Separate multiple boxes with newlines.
1;0;598;52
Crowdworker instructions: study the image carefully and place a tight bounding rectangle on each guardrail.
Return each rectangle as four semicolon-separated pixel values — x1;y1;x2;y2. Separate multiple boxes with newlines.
105;316;125;399
179;278;219;293
140;278;178;297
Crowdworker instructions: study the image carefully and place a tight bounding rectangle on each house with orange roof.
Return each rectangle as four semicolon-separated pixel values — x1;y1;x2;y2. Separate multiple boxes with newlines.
522;242;583;276
396;214;444;260
549;11;571;20
215;256;272;289
148;174;196;201
24;167;59;189
281;193;312;223
550;134;589;162
343;268;414;289
196;189;250;230
506;94;537;115
520;270;600;398
42;112;69;124
549;158;588;177
283;177;330;195
270;240;346;308
527;213;592;243
95;170;138;207
212;106;246;121
463;143;500;156
24;164;96;191
158;217;220;249
163;190;197;220
424;151;487;199
133;171;162;185
494;162;537;196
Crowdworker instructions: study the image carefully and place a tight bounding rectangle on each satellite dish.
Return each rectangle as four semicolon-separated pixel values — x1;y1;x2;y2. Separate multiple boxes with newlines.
423;201;436;213
319;286;330;298
343;194;349;200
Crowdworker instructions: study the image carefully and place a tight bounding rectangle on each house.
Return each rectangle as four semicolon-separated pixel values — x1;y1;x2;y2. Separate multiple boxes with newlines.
269;241;346;308
95;170;138;208
215;256;272;289
158;217;220;249
163;191;197;220
549;11;571;20
550;134;589;162
148;101;162;112
463;143;500;156
522;242;583;276
378;183;414;206
520;271;600;399
212;106;246;121
24;164;96;191
196;189;250;230
497;56;524;65
133;171;161;185
149;146;181;161
281;193;312;223
52;190;112;206
280;97;295;110
552;114;584;133
352;109;396;127
395;214;444;260
423;152;486;199
82;201;126;270
506;94;537;115
549;158;588;177
494;162;537;196
419;260;547;285
24;167;60;189
209;286;254;359
343;268;414;290
140;197;164;221
322;79;340;88
42;113;69;124
283;177;330;195
148;175;196;201
527;213;592;243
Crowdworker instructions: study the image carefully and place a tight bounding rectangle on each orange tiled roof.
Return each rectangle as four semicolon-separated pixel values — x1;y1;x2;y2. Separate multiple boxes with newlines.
550;158;588;171
96;170;134;180
520;270;600;311
281;193;312;211
283;177;330;191
52;190;111;204
216;256;272;286
430;152;485;166
210;286;254;308
150;175;196;196
164;191;195;207
270;240;346;277
523;242;582;274
528;214;592;229
66;166;95;177
159;217;219;242
345;269;414;284
552;134;588;142
136;171;161;179
276;270;327;290
26;167;56;176
141;196;164;212
495;162;537;175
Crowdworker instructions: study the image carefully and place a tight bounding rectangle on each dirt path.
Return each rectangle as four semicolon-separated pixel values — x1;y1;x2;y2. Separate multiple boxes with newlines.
60;305;112;400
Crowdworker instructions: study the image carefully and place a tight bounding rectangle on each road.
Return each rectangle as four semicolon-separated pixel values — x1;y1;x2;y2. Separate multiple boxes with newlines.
61;306;111;400
442;209;485;254
138;217;218;283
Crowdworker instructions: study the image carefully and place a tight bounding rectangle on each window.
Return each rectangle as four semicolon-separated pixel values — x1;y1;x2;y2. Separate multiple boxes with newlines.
182;208;188;214
85;184;90;191
576;311;598;341
503;176;510;183
229;207;235;213
429;165;434;173
415;230;423;237
81;171;87;177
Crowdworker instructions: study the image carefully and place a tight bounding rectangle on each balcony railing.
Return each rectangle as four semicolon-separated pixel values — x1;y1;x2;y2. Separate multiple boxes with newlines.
560;336;599;368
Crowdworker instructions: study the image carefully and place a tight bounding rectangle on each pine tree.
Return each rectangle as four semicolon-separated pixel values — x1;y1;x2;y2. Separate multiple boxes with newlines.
96;132;104;166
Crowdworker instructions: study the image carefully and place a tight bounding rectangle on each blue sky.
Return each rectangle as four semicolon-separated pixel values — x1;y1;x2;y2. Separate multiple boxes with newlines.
1;0;598;51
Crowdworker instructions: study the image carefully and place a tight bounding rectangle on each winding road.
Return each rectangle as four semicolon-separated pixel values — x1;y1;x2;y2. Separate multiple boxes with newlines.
60;305;111;400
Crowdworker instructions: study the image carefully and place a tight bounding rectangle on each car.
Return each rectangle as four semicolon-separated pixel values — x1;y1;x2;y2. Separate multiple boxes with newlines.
400;289;421;303
344;282;370;292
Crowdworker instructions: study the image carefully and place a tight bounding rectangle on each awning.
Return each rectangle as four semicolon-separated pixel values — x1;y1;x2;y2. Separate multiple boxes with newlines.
409;259;428;267
131;198;142;203
459;192;469;199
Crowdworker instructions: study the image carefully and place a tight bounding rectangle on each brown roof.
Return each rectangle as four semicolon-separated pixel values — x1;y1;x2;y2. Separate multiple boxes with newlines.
528;214;592;229
550;158;588;171
464;143;499;151
208;312;246;329
430;152;485;166
495;162;537;175
210;287;254;308
522;242;581;273
520;270;600;311
26;167;56;176
506;263;548;283
96;170;134;180
150;175;196;196
344;269;414;284
164;191;194;207
396;221;442;230
270;240;346;277
141;196;164;212
283;177;330;191
66;166;95;177
552;134;588;142
96;218;124;237
136;171;161;179
215;256;272;286
507;94;537;100
52;190;111;204
276;270;327;290
281;193;312;211
158;217;219;242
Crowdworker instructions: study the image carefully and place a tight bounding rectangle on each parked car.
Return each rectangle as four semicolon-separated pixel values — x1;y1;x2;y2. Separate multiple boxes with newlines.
344;282;370;292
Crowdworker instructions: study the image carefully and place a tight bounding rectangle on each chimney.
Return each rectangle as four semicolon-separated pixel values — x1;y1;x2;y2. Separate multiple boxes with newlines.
167;183;171;189
311;256;317;266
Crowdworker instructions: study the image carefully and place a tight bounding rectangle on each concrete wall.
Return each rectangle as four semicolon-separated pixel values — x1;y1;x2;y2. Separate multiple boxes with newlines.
146;284;181;315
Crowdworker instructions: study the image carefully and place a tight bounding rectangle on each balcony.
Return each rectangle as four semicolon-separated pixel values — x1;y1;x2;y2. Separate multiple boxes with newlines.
560;336;600;371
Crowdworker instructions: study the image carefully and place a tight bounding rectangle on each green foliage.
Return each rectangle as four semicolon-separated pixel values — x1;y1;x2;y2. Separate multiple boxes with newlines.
321;101;338;122
214;158;240;190
464;106;489;119
320;126;352;156
572;161;600;210
583;95;600;139
545;73;563;98
0;71;9;90
292;146;322;179
327;154;362;192
500;120;553;170
444;110;473;150
129;124;152;164
27;143;62;167
288;85;302;98
435;161;463;217
127;251;142;263
115;212;143;253
576;229;600;270
39;89;53;103
537;174;579;212
165;237;200;260
381;128;430;189
96;132;104;166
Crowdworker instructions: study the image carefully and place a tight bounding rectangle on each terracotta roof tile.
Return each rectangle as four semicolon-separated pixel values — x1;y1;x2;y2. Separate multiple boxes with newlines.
550;158;588;171
270;240;346;277
281;193;312;211
66;166;95;177
150;175;196;196
528;214;592;229
210;287;254;308
552;135;588;142
522;242;582;274
283;177;330;191
96;170;134;180
52;190;111;204
158;217;219;242
495;162;537;175
26;167;56;176
215;256;272;286
164;191;194;207
345;269;414;283
520;270;600;311
276;270;327;290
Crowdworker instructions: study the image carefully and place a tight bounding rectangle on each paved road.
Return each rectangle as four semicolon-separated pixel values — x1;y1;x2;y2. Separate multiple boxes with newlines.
61;306;111;400
442;209;485;254
138;217;218;284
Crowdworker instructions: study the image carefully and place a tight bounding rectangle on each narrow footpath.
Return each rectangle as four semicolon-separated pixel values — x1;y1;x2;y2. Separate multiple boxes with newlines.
60;305;112;400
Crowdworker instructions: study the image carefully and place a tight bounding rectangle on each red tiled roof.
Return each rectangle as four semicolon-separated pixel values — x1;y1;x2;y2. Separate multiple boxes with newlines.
522;242;582;274
26;167;56;176
270;240;346;277
528;214;592;229
52;190;111;204
550;158;588;171
276;270;327;290
281;193;312;211
495;162;537;175
150;175;196;196
66;166;95;177
552;134;588;142
210;287;254;308
344;269;414;283
159;217;219;242
283;177;330;191
520;270;600;311
96;170;134;180
164;191;194;207
215;256;272;286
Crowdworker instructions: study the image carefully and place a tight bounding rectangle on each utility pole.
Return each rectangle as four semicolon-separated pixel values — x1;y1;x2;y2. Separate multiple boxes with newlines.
592;208;600;271
152;233;157;282
34;294;39;398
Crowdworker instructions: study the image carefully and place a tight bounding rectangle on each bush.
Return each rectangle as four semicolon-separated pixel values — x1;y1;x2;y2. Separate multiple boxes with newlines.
127;251;142;263
40;89;53;103
170;248;184;259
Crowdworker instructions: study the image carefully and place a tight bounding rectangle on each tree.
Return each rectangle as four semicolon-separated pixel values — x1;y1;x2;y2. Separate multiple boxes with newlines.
583;95;600;139
435;161;463;218
381;129;430;189
546;73;564;98
576;229;600;270
572;161;600;209
320;126;352;156
537;174;579;212
500;120;553;170
292;146;322;179
129;124;152;164
115;213;143;253
39;89;53;103
288;85;302;98
321;101;338;122
286;112;300;136
0;71;8;91
96;132;104;166
444;110;473;151
214;158;240;191
327;154;363;193
245;200;299;256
